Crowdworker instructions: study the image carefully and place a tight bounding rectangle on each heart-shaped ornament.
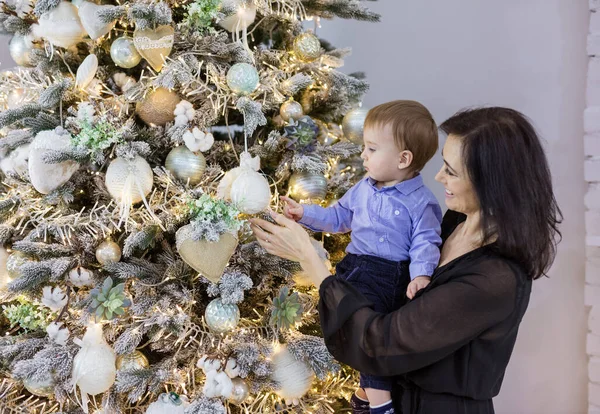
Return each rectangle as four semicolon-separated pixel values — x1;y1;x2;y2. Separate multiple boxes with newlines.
133;25;174;72
78;1;115;40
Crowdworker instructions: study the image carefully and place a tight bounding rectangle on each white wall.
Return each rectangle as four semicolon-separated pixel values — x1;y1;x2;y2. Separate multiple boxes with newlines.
0;0;590;412
314;0;589;412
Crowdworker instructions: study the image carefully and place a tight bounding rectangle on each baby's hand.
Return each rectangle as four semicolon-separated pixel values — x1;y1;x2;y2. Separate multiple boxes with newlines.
280;196;304;221
406;276;431;300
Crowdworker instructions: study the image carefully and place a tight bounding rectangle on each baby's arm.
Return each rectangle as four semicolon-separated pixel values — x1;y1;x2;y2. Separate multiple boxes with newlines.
407;202;443;299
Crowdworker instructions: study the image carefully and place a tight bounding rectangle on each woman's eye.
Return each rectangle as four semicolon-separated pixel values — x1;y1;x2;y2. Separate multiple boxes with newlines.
445;168;454;176
368;148;375;152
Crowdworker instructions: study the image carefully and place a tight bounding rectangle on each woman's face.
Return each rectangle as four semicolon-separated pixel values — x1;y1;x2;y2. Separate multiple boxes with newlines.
434;134;480;215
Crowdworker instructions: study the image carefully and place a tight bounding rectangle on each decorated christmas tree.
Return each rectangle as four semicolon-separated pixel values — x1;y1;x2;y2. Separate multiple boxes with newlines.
0;0;379;412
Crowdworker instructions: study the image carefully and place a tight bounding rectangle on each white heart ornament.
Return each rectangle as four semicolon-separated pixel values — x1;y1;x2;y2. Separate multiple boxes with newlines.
77;1;115;40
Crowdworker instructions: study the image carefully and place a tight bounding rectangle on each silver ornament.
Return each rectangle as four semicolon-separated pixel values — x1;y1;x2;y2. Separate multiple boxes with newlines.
7;251;29;279
228;377;250;405
226;63;259;95
288;171;327;201
271;344;314;400
293;32;321;62
95;240;121;265
165;146;206;186
23;376;54;397
204;299;239;334
116;350;149;371
9;34;35;67
342;108;369;145
279;99;304;122
110;36;141;69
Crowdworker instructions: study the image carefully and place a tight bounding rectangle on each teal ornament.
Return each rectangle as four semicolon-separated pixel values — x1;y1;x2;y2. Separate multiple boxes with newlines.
110;36;141;69
204;298;239;334
226;63;259;95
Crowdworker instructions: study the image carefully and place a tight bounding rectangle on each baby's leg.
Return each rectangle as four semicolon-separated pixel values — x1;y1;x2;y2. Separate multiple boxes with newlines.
364;388;394;413
350;388;370;414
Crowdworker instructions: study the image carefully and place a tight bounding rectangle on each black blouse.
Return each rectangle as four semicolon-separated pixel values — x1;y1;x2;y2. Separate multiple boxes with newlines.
318;210;532;413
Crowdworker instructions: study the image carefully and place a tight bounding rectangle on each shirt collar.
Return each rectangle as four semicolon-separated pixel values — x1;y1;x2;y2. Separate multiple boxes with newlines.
365;174;424;195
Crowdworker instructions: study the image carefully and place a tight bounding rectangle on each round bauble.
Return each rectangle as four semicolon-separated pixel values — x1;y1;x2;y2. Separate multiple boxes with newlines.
28;128;80;194
9;34;36;67
342;107;369;145
271;344;314;400
110;36;141;69
288;171;327;201
136;88;180;126
226;63;259;96
204;298;239;334
230;170;271;214
6;251;28;280
279;99;304;122
146;392;189;414
164;146;206;186
116;350;149;371
105;155;153;205
23;376;54;397
292;32;321;62
32;1;86;48
95;240;121;265
228;377;250;405
0;143;30;176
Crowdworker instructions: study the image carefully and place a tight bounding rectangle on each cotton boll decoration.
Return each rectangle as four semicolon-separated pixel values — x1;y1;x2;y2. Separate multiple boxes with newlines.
173;100;195;126
28;128;80;194
271;344;314;400
182;128;214;153
71;323;116;413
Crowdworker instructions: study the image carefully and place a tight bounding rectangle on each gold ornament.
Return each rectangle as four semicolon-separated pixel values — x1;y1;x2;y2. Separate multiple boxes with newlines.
293;32;321;62
23;376;54;397
279;99;304;122
136;87;180;126
176;225;238;283
228;377;250;405
116;350;149;371
288;171;327;201
96;240;121;265
342;107;369;145
165;146;206;186
133;24;174;72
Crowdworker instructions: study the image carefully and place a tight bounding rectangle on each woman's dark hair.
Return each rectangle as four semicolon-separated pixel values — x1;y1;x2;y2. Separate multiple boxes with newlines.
440;107;562;280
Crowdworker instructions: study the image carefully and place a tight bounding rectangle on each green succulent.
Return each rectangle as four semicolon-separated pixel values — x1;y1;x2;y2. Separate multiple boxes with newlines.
283;116;319;153
89;277;131;320
270;286;303;331
184;0;220;32
71;118;122;157
2;297;52;333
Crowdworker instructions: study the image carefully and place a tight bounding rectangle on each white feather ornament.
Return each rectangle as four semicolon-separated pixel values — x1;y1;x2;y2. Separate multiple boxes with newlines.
76;54;98;89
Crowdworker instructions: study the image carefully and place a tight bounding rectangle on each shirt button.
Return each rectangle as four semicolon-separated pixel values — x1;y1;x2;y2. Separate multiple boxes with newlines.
395;210;400;215
379;237;384;242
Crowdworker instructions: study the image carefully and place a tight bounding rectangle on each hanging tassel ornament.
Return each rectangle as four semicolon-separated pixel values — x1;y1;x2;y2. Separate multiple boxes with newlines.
219;0;257;56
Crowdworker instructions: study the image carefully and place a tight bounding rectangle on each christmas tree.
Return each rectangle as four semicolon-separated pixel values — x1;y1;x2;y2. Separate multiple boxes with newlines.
0;0;379;412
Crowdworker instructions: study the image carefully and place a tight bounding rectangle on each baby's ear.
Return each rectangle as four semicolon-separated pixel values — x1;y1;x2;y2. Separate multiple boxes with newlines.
398;150;414;170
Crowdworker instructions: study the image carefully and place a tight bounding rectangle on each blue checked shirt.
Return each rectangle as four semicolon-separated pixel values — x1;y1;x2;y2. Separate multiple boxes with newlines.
298;174;442;279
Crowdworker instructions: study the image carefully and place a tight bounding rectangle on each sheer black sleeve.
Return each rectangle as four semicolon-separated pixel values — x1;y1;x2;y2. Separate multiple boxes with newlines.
318;258;519;376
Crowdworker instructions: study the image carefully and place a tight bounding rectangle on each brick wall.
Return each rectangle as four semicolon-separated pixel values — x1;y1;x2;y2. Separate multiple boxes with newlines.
588;2;600;413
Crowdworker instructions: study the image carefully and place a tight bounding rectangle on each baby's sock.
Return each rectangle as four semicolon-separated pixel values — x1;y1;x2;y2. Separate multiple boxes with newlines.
350;392;370;414
370;399;394;414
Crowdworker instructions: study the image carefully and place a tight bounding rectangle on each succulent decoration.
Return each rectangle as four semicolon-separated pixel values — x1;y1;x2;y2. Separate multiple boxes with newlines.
283;116;319;153
89;277;131;320
270;286;303;331
2;297;53;333
187;194;244;241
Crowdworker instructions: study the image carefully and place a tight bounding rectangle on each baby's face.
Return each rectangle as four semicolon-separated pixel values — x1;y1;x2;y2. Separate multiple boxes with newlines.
360;124;405;184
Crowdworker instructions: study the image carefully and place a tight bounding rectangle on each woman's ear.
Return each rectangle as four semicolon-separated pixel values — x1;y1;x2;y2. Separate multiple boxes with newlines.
398;150;414;170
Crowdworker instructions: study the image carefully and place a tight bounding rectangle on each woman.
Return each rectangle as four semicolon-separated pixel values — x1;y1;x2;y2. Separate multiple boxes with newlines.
250;107;562;414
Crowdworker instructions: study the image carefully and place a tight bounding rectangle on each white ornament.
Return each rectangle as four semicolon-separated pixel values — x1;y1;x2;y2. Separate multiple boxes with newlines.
72;323;116;413
41;285;67;312
218;0;257;33
173;100;195;126
47;321;70;345
230;169;271;214
271;344;314;400
69;267;93;287
7;88;26;109
217;151;262;202
0;247;10;289
105;155;153;207
76;54;98;89
110;36;141;69
77;1;115;40
225;357;240;378
9;33;36;67
32;1;86;48
203;369;233;398
113;73;136;92
28;128;80;194
14;0;33;18
182;127;214;153
197;355;222;373
0;143;30;177
146;392;189;414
